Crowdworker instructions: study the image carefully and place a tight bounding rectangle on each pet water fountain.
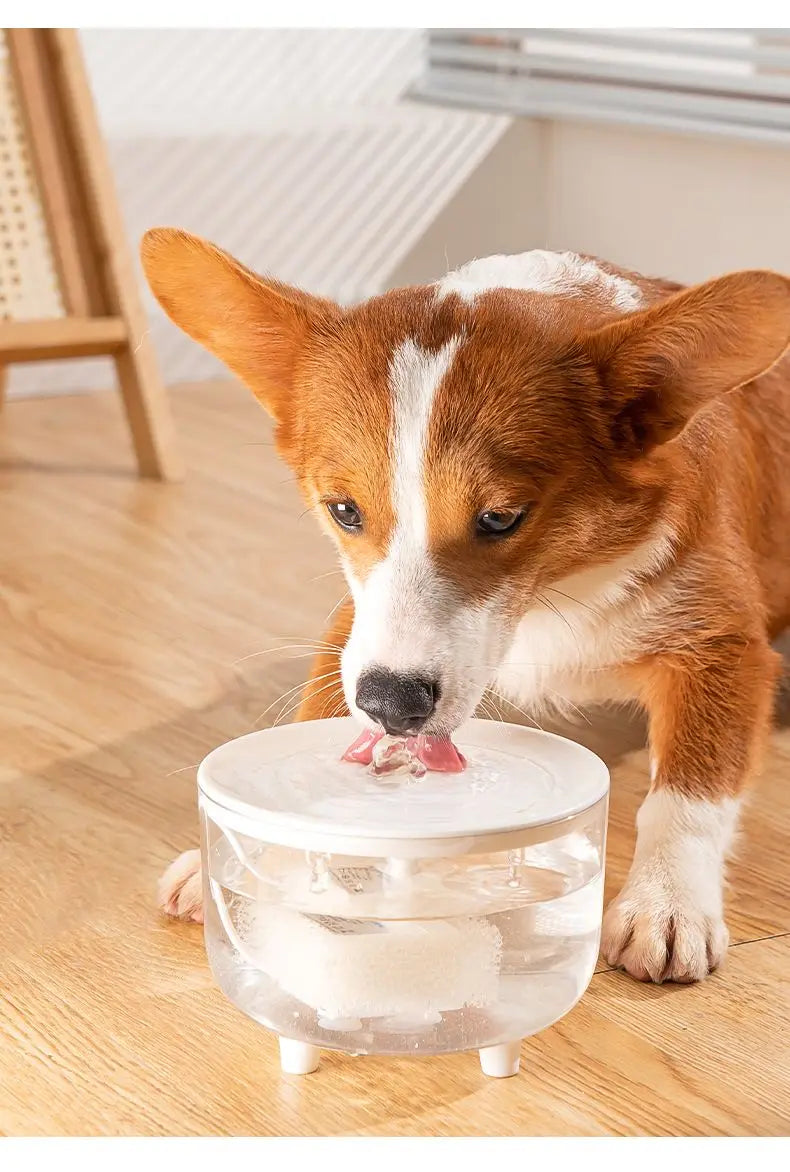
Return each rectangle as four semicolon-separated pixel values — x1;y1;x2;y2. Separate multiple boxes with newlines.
198;716;609;1077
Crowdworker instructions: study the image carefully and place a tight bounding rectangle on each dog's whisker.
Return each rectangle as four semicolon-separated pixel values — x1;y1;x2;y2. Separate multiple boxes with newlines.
479;660;555;671
232;643;343;666
325;695;348;720
543;687;593;725
273;677;344;727
319;688;350;719
475;694;494;720
479;692;505;724
245;636;345;652
274;635;345;651
537;592;581;653
323;590;351;627
242;651;328;665
543;585;605;619
484;686;545;732
272;672;344;726
309;568;346;583
254;669;342;727
482;689;509;723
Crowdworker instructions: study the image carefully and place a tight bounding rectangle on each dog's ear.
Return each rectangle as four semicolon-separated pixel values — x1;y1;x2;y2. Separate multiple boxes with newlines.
586;270;790;453
140;228;340;421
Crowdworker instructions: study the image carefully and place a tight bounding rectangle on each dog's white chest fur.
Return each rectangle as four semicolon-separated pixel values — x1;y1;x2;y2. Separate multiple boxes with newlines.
494;532;674;713
495;600;633;712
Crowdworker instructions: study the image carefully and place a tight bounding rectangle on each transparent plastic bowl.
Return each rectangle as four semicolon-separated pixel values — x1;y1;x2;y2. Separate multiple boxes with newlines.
198;716;609;1077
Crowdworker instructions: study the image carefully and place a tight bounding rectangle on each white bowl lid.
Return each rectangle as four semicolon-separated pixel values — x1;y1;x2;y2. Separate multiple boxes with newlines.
197;717;609;856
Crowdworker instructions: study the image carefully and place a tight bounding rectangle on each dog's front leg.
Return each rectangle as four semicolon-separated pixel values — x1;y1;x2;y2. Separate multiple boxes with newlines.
602;636;779;983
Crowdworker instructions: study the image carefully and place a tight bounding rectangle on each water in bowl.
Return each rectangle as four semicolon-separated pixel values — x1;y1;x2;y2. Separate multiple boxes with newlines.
203;834;603;1056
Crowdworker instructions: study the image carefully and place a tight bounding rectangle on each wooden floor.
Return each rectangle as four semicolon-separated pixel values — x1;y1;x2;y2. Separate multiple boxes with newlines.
1;382;788;1137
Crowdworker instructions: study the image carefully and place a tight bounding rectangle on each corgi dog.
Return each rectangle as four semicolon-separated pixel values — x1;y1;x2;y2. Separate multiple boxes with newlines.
142;230;790;984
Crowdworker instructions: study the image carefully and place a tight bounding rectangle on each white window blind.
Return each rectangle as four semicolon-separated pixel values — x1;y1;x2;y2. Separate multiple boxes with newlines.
409;29;790;143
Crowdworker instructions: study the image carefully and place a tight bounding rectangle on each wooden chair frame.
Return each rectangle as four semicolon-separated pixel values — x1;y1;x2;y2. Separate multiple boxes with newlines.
0;28;181;480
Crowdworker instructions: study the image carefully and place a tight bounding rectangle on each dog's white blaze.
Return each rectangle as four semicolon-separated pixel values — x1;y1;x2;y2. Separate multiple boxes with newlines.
343;336;487;723
437;250;642;312
389;337;460;548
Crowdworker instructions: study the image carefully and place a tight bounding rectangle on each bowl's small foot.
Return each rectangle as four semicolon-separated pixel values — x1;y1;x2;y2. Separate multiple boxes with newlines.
278;1037;321;1075
479;1040;522;1078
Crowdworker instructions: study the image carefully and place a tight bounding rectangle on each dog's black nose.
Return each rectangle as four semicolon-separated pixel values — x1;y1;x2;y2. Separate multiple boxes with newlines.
355;669;437;735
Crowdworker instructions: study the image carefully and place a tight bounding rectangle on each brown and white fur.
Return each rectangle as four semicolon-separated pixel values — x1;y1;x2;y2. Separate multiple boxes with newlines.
144;232;790;984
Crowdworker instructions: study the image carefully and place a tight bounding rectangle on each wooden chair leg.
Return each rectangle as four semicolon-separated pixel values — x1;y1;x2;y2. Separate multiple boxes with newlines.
0;366;7;409
114;337;183;481
49;30;184;481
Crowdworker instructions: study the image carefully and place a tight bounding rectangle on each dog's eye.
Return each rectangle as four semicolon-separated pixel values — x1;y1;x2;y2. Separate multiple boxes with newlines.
476;508;525;537
327;500;363;531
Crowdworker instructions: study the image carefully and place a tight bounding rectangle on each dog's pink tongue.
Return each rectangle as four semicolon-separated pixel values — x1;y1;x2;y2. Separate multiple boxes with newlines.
342;729;465;772
410;734;466;772
342;728;383;765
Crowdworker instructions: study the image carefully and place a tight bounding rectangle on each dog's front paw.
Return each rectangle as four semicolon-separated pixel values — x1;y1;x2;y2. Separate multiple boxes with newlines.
601;870;729;984
158;849;203;923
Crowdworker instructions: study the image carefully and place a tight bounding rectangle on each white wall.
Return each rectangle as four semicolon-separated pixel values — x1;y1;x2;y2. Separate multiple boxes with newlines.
395;115;790;288
541;119;790;283
390;119;547;287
